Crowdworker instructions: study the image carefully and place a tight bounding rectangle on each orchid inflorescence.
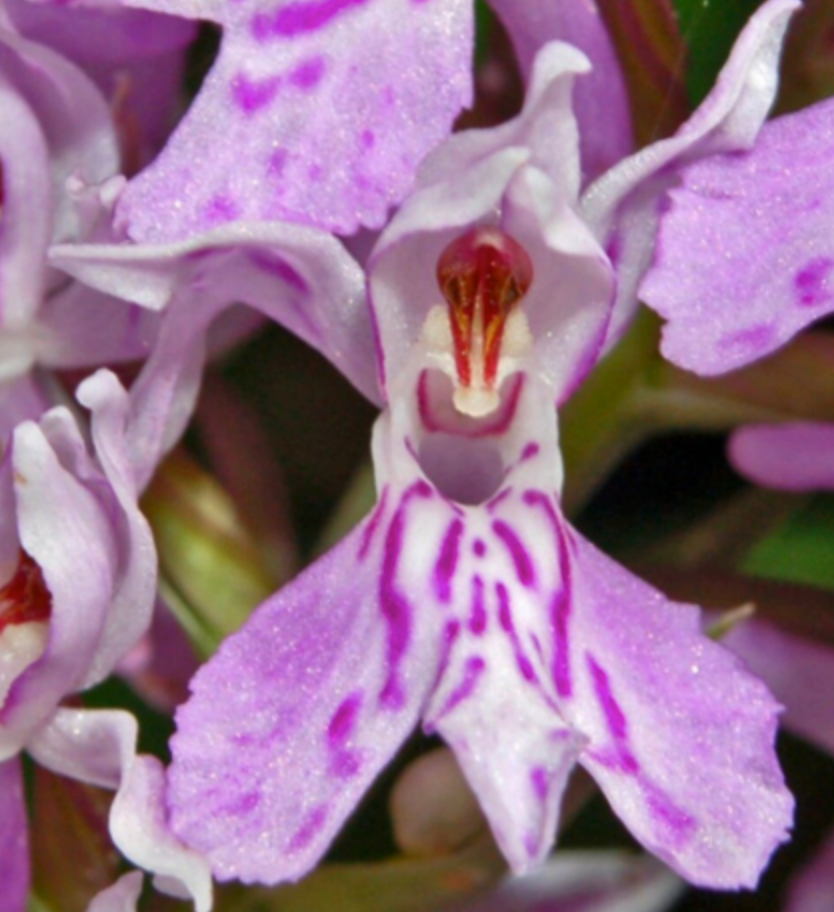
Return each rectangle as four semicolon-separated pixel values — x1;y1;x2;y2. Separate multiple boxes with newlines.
2;1;834;911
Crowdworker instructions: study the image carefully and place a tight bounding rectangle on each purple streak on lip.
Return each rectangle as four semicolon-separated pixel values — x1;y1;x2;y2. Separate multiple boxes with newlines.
430;655;486;725
287;804;328;852
378;483;431;708
587;653;639;775
434;518;463;603
252;0;370;40
523;490;573;698
486;487;512;512
359;487;388;561
520;442;540;461
473;539;486;557
530;766;548;800
469;575;487;634
492;520;536;588
328;692;362;745
495;582;536;684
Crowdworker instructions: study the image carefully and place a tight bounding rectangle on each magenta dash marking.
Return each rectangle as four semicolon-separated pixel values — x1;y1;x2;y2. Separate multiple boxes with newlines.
288;805;328;852
377;483;430;708
495;583;536;683
587;655;628;741
331;750;361;779
328;692;362;745
434;518;463;603
473;539;486;557
521;442;540;461
289;56;326;89
359;488;388;561
469;575;487;634
523;490;573;697
434;655;485;721
492;520;536;588
530;767;548;800
254;0;370;39
794;256;834;307
231;73;281;113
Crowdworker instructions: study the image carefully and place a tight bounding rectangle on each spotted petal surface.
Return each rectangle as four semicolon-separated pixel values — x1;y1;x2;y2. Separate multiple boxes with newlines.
643;99;834;375
562;532;792;888
115;0;473;240
168;487;449;883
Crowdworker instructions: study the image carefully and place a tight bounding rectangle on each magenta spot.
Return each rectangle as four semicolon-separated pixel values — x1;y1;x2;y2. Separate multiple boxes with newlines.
228;791;260;815
248;251;309;291
434;518;463;603
492;520;536;588
328;692;362;744
308;163;324;181
530;767;548;801
204;194;240;225
290;56;326;90
473;539;486;558
331;750;361;778
253;0;370;39
361;129;375;149
521;442;540;461
288;805;327;853
794;256;834;307
359;489;388;561
469;576;487;634
268;148;289;177
231;73;281;114
524;832;540;858
719;323;775;353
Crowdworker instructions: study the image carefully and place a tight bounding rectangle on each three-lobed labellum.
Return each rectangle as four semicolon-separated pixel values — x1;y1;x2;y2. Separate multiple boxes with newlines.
433;227;534;418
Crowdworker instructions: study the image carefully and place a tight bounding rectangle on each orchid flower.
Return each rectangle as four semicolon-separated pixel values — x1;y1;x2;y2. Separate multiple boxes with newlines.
0;370;211;912
0;18;160;430
105;0;799;894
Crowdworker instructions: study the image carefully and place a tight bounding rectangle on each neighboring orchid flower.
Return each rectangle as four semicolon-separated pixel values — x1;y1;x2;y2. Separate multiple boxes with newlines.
108;0;796;893
0;19;160;428
1;0;197;164
730;422;834;494
0;371;211;912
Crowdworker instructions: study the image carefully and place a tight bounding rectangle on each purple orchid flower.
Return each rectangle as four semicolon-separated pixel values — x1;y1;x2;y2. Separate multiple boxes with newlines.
122;0;798;893
0;370;211;912
0;17;161;427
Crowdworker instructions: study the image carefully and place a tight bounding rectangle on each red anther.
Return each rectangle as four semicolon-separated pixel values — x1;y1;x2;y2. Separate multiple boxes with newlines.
436;227;533;391
0;550;52;636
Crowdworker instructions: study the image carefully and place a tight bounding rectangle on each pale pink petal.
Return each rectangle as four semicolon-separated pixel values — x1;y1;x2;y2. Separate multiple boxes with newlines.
583;0;799;348
643;98;834;374
115;0;473;239
730;423;834;493
86;872;143;912
560;528;792;888
168;488;449;883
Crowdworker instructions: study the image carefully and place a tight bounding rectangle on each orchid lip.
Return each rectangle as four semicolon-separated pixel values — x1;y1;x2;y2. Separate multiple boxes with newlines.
432;227;534;418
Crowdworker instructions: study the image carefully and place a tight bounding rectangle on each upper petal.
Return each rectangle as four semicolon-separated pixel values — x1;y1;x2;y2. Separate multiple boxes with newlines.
729;422;834;493
168;487;449;883
114;0;473;240
556;524;792;888
642;99;834;374
582;0;799;349
488;0;633;183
